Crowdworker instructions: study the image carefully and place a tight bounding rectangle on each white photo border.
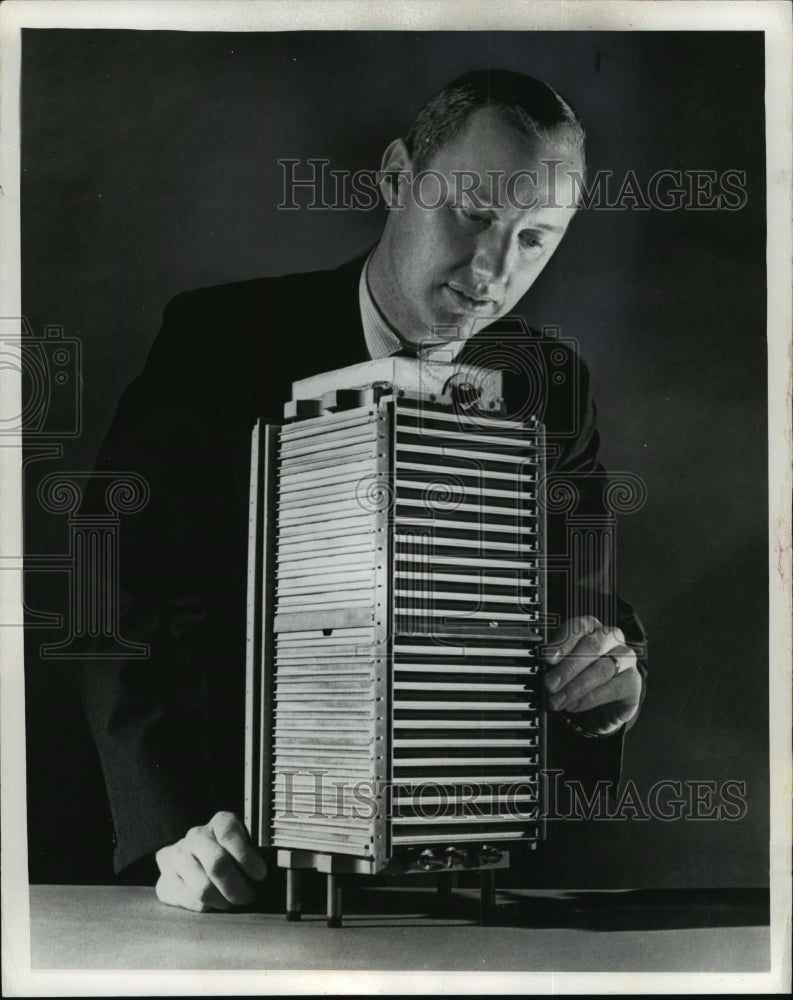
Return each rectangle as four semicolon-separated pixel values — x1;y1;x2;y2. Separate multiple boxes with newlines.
1;0;790;995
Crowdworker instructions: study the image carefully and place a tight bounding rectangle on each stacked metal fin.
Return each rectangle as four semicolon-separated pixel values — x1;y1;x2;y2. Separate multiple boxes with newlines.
270;405;389;858
390;395;545;847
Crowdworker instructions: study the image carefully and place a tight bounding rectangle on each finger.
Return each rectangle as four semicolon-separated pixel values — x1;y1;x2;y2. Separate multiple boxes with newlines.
185;825;257;906
156;870;212;913
545;631;626;701
173;843;232;911
550;642;635;708
209;811;268;882
544;616;625;662
543;616;600;664
566;665;642;714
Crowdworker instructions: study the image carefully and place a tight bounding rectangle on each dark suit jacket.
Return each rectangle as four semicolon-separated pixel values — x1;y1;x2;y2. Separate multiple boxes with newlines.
79;252;647;880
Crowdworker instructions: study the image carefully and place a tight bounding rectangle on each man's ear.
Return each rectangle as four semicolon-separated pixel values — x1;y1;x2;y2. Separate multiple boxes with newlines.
379;138;412;209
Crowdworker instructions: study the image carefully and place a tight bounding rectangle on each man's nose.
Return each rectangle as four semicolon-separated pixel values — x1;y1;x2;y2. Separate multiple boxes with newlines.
469;230;513;286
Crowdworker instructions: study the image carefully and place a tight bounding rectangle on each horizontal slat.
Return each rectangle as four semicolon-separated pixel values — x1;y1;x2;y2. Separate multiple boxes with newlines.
277;549;374;570
395;590;537;606
271;836;373;857
272;745;372;757
279;428;376;458
390;699;534;710
280;405;375;438
272;791;373;804
274;658;378;668
275;692;371;702
274;708;374;717
278;459;377;490
276;691;375;703
391;830;534;845
396;556;537;572
278;571;374;594
396;479;535;502
274;609;375;632
277;625;376;639
396;428;536;450
274;662;375;673
396;572;539;587
396;516;534;535
276;682;371;694
396;499;534;518
393;756;540;766
391;813;538;825
279;515;375;538
393;719;537;729
390;775;538;785
277;587;373;603
273;770;375;785
276;600;373;614
394;643;531;656
395;404;527;431
276;638;377;650
394;680;531;693
279;444;378;472
393;794;538;805
397;443;535;465
278;487;358;509
278;498;370;521
395;607;539;622
396;460;535;483
394;663;537;676
273;756;373;769
272;819;371;836
395;534;533;553
275;652;378;663
393;738;536;747
278;481;361;505
281;405;376;441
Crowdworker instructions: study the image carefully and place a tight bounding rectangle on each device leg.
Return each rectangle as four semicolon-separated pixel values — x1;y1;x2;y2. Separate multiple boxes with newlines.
479;868;496;926
326;873;343;928
436;871;457;909
286;869;302;922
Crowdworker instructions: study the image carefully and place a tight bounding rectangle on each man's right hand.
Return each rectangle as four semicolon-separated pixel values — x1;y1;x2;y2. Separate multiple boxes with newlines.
155;811;267;912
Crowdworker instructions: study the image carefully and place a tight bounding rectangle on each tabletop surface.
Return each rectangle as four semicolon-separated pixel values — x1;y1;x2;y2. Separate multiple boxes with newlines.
28;884;769;973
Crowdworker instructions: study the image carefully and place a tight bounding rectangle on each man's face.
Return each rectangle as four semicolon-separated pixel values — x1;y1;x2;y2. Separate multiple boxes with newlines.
369;107;583;346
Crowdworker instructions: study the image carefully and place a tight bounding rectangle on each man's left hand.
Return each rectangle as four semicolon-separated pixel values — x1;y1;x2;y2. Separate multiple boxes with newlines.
543;616;642;736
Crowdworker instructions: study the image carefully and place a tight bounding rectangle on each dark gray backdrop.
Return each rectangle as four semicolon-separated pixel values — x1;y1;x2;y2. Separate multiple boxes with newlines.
21;29;767;887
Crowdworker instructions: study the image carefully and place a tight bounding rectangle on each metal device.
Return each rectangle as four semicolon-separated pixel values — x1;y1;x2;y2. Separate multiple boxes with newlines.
245;353;547;925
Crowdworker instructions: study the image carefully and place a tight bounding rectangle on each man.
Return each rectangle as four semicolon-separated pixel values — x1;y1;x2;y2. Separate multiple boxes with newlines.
81;70;646;913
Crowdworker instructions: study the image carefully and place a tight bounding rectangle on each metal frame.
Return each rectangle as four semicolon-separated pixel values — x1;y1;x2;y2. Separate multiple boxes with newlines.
244;420;279;846
245;364;550;924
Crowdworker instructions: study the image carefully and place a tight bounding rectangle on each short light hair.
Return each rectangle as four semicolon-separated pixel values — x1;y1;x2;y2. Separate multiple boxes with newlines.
405;68;586;172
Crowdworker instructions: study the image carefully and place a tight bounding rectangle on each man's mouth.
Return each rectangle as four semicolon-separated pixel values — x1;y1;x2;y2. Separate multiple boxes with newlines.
444;283;497;313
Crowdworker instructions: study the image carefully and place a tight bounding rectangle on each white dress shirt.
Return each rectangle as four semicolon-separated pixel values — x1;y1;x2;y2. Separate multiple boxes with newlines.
358;251;465;364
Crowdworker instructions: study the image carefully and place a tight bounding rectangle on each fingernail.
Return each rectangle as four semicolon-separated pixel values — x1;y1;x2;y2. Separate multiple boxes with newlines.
546;648;561;664
549;691;566;710
545;672;561;692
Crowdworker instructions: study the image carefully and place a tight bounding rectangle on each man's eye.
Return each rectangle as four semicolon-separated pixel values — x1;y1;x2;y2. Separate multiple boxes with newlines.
519;233;544;251
455;205;488;224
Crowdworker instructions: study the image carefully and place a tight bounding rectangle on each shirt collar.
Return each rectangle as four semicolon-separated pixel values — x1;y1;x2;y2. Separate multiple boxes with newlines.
358;251;464;363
